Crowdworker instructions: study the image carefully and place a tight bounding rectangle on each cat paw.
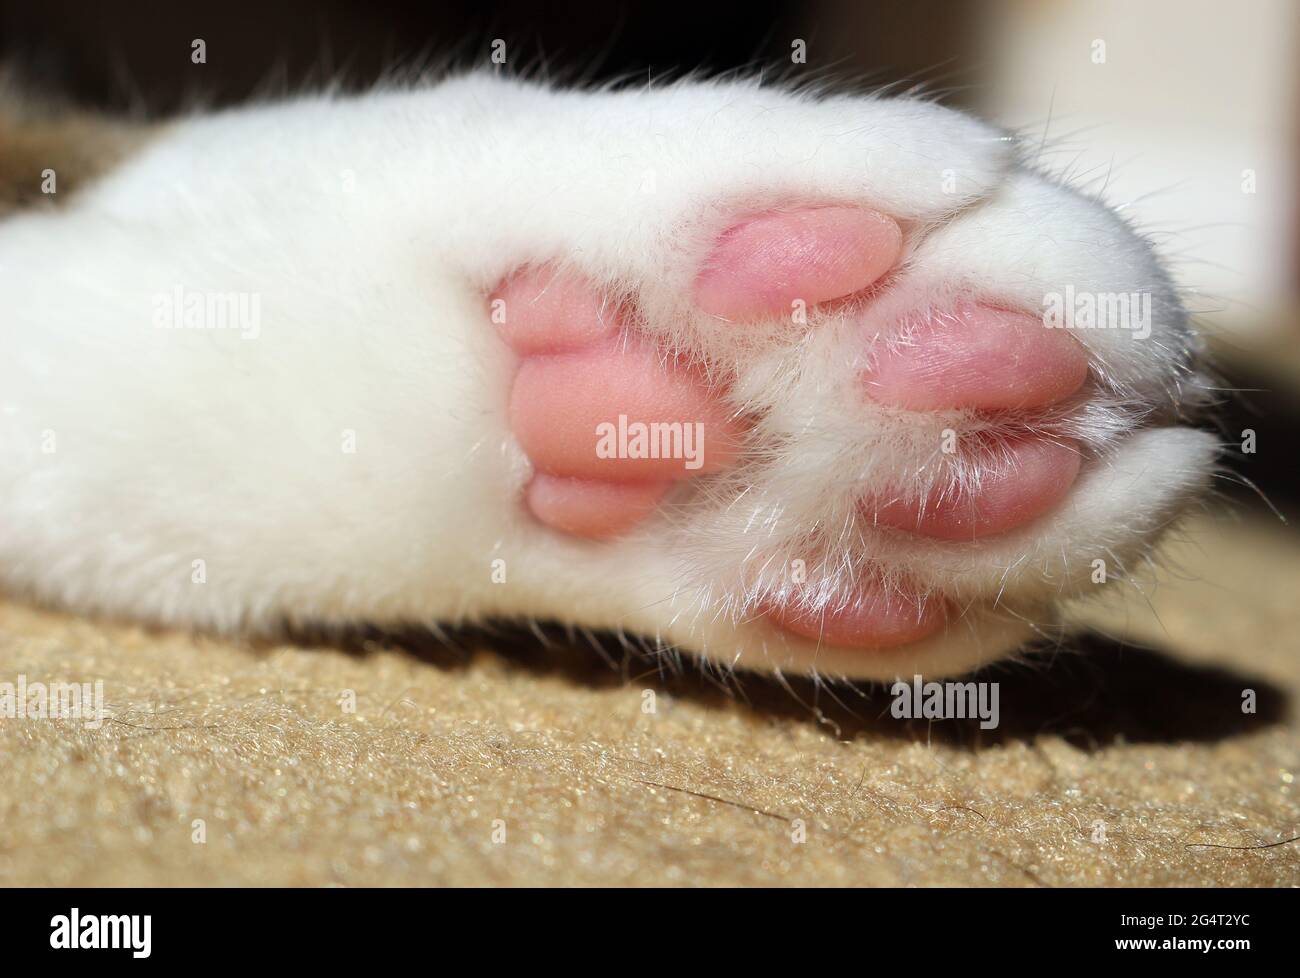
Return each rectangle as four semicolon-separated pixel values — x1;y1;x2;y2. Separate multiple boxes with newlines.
488;172;1218;678
0;75;1214;682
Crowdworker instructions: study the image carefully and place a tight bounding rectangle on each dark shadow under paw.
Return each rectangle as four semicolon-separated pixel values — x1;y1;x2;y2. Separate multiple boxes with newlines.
306;622;1289;751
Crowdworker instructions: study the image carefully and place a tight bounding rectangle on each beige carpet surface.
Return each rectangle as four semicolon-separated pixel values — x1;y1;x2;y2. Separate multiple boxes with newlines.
1;511;1297;887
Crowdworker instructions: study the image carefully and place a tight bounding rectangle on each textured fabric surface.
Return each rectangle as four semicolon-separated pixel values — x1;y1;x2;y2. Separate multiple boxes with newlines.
1;511;1296;887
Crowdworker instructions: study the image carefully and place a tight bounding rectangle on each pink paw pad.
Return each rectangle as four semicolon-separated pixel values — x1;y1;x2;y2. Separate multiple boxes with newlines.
764;583;947;649
855;302;1090;543
525;476;671;540
493;266;622;355
509;341;740;483
493;267;741;541
868;435;1083;541
864;301;1090;411
695;206;903;321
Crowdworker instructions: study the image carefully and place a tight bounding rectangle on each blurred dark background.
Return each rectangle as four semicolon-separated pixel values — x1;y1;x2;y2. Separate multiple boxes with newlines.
0;0;978;112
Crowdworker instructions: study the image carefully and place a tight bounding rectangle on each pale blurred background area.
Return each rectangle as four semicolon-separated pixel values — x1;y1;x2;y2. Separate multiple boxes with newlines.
814;0;1299;350
979;0;1297;337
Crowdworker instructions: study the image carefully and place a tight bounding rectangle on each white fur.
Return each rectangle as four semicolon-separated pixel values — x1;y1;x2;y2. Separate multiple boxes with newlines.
0;74;1217;679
